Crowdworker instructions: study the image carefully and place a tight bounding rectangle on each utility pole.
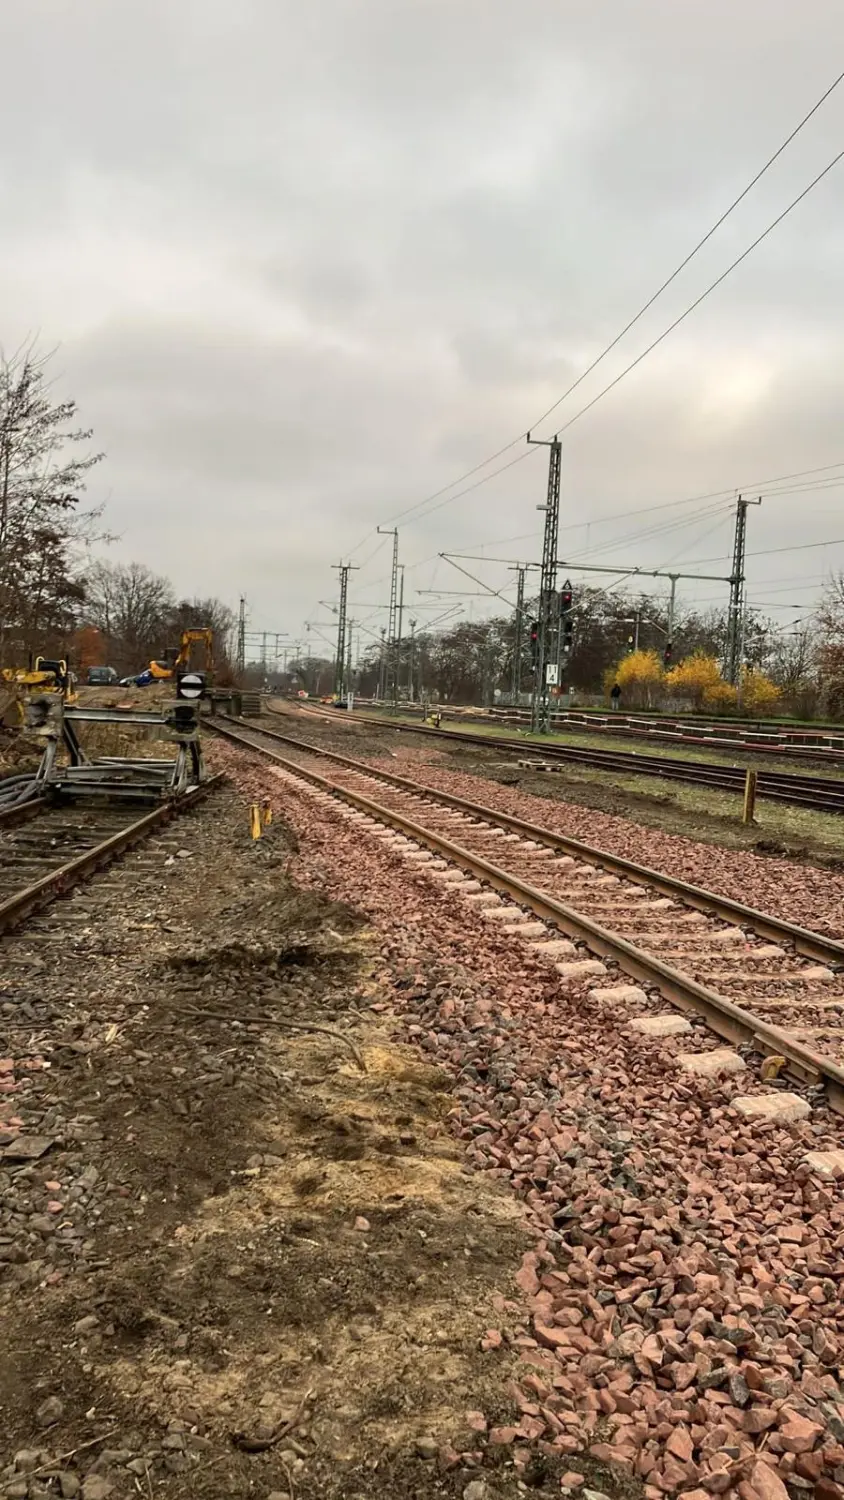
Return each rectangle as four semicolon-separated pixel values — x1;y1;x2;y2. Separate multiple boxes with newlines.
395;565;405;707
261;631;268;676
332;561;358;698
664;576;678;666
508;564;527;705
666;579;677;643
527;433;562;733
408;617;417;701
377;526;399;707
236;596;246;677
725;496;761;684
377;627;387;701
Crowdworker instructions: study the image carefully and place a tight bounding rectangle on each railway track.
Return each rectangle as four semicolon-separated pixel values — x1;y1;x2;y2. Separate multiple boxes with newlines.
211;715;844;1117
0;794;48;831
334;699;844;760
0;777;222;936
278;701;844;814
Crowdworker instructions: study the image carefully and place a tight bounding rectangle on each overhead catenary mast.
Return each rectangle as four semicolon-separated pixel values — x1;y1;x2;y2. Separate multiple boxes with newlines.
526;433;561;733
724;496;762;684
377;526;399;706
332;561;358;698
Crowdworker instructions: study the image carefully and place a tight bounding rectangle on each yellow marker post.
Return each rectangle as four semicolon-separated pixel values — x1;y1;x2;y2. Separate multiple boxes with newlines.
761;1054;786;1081
250;804;262;840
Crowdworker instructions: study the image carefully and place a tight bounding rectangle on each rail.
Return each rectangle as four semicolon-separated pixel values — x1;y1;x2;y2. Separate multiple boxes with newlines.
209;718;844;1116
216;716;844;966
279;704;844;815
0;773;224;935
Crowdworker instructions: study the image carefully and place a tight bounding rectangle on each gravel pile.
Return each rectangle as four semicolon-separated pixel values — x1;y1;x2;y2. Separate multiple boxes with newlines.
214;741;844;1500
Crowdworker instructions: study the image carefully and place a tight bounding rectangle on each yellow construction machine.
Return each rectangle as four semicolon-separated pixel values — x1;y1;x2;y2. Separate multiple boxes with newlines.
1;657;76;698
147;629;214;682
1;657;77;725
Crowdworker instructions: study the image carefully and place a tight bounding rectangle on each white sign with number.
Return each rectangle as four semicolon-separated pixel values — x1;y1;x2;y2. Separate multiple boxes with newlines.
545;664;559;686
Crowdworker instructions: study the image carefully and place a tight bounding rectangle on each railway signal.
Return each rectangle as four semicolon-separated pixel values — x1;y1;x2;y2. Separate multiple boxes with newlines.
176;671;205;700
560;579;574;659
663;641;674;667
529;620;539;659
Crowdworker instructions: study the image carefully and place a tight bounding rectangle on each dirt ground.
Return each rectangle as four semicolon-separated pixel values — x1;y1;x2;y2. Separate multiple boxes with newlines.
0;784;572;1500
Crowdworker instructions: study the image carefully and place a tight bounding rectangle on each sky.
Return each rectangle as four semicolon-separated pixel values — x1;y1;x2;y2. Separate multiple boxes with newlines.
2;0;844;663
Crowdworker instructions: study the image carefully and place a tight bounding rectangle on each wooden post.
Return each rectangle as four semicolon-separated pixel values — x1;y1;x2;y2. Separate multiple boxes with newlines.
250;804;262;839
742;768;758;824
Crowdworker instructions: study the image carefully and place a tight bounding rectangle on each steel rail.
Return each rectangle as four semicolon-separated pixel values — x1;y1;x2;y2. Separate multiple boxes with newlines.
215;716;844;967
282;705;844;814
211;720;844;1115
0;774;224;935
476;704;844;739
0;796;48;830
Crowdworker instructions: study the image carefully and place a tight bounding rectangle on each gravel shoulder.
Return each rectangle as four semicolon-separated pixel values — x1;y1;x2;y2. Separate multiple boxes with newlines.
211;739;844;1500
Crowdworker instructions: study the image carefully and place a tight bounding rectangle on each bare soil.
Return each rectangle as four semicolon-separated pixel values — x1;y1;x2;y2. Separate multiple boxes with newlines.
0;785;558;1500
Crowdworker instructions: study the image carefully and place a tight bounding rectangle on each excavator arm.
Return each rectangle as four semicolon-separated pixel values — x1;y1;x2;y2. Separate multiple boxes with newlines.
175;629;214;673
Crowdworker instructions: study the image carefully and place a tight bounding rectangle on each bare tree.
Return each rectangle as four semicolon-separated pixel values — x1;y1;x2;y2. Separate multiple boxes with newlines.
82;560;175;673
0;341;103;661
815;573;844;717
767;623;815;693
167;596;236;671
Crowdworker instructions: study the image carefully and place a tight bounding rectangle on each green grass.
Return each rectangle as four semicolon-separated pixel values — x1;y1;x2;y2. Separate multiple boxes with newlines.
359;707;844;782
509;762;844;861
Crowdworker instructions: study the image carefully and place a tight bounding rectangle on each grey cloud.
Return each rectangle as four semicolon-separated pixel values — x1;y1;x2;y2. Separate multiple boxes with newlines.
2;0;844;635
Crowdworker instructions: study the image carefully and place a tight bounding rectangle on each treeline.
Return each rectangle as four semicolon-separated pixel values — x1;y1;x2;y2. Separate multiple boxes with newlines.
79;562;234;678
0;343;233;677
343;583;841;717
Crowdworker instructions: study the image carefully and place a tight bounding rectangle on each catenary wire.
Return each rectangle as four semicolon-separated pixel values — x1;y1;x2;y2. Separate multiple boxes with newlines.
351;69;844;544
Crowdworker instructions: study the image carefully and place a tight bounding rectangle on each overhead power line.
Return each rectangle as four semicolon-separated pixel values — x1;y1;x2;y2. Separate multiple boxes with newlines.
453;457;844;561
526;66;844;437
681;533;844;568
353;65;844;544
554;146;844;434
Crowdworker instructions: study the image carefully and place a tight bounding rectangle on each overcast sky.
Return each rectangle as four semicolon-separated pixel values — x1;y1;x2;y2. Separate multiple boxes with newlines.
3;0;844;658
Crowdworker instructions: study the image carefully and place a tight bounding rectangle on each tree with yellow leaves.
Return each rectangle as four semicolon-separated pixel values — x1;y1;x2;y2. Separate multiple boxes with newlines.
666;652;781;714
665;652;724;709
605;649;665;707
740;667;781;716
703;680;738;711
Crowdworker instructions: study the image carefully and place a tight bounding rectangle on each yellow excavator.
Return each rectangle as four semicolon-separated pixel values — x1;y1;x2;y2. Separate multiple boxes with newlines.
1;657;77;724
147;629;214;682
1;657;76;697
